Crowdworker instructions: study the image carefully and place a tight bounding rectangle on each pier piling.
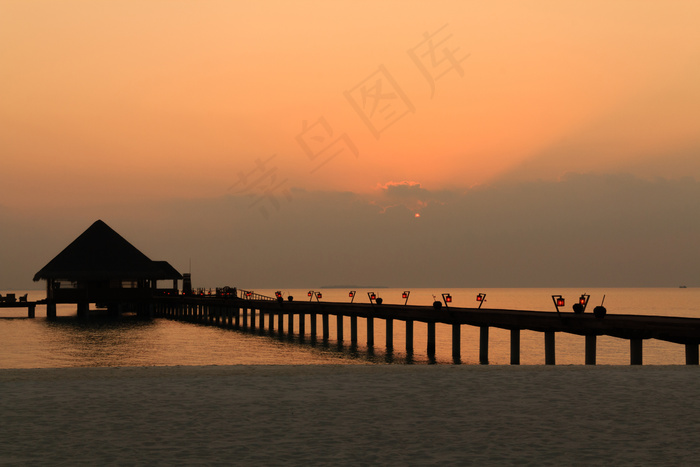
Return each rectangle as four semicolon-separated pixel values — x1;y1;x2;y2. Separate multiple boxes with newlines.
510;329;520;365
427;322;436;359
452;324;461;363
631;338;643;365
386;318;393;350
545;331;556;365
479;326;489;365
685;344;699;365
585;334;597;365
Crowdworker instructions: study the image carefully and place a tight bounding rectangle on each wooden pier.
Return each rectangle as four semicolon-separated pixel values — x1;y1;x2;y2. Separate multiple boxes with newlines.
0;301;39;318
154;296;700;366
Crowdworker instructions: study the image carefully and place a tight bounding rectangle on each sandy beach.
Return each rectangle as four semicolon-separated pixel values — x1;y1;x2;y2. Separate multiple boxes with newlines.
1;365;699;466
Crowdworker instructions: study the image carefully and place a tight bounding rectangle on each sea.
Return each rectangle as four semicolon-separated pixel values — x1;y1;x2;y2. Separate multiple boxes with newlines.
1;287;698;369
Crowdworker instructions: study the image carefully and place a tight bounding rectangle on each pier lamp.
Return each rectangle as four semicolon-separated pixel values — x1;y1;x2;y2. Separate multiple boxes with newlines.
368;292;376;304
442;293;452;307
552;295;565;313
349;290;356;303
245;291;252;298
308;290;314;302
573;293;590;314
315;292;322;302
402;291;410;305
275;291;282;299
476;293;486;309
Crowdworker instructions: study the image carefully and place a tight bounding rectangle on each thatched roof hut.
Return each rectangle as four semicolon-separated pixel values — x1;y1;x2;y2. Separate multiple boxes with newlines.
34;220;181;307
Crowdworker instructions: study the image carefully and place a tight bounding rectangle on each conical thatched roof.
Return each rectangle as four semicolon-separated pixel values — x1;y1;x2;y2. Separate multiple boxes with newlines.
33;220;182;281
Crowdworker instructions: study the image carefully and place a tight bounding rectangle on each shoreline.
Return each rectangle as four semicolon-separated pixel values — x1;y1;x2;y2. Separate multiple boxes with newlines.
2;365;699;465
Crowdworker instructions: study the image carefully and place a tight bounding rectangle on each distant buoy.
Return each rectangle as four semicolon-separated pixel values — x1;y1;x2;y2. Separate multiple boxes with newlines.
594;306;607;318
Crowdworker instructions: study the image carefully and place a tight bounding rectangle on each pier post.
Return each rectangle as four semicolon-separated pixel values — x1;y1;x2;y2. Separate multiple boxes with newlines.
630;338;643;365
310;313;317;340
479;326;489;365
685;344;699;365
386;318;393;350
545;331;556;365
259;308;265;330
322;314;330;341
350;315;358;344
299;313;305;340
288;313;294;337
452;324;461;363
28;304;36;319
277;311;284;334
234;306;240;328
367;316;374;348
427;322;436;360
242;308;248;330
406;320;413;354
250;308;256;331
510;329;520;365
268;310;274;333
585;334;597;365
336;314;344;343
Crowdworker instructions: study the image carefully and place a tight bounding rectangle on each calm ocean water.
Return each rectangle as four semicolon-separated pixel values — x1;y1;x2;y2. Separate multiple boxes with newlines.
1;288;698;368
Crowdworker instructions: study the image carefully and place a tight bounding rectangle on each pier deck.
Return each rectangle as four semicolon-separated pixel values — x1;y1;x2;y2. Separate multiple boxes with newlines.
154;297;700;365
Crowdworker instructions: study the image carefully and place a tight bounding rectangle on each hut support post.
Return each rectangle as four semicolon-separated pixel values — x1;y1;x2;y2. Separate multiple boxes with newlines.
510;328;520;365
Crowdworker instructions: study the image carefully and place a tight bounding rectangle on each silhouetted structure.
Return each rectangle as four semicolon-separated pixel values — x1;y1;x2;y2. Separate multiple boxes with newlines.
33;220;182;318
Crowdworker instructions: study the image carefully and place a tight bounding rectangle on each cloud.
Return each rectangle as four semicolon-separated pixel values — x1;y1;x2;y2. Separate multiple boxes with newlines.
379;181;427;197
3;173;699;290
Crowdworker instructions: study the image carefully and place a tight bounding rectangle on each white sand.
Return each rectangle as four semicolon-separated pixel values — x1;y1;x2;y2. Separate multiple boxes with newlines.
1;365;699;466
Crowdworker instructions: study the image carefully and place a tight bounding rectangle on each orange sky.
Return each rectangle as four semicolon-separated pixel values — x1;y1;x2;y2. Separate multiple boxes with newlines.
2;1;699;209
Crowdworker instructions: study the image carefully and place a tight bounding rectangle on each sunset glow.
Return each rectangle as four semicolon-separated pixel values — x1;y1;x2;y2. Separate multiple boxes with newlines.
1;1;700;289
2;1;699;209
